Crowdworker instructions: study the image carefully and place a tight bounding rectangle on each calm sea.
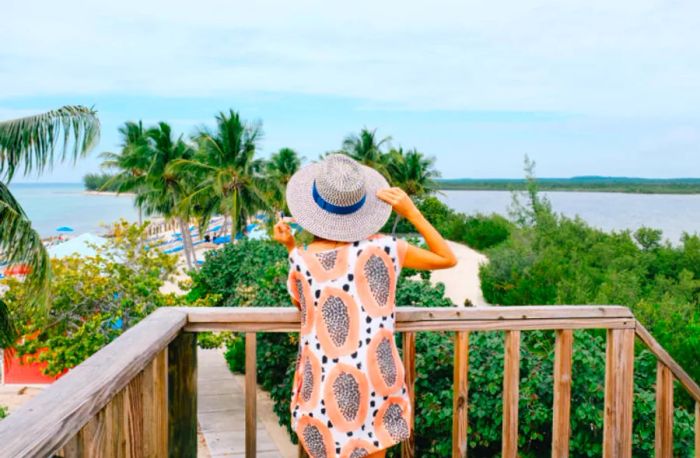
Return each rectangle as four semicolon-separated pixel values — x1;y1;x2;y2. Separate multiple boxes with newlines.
8;184;700;244
439;190;700;244
9;183;138;237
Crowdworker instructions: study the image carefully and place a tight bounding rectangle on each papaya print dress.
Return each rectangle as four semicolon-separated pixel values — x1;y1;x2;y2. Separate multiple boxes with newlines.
287;234;412;458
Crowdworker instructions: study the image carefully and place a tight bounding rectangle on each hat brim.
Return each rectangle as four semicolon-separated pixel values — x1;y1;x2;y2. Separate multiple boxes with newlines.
286;161;392;242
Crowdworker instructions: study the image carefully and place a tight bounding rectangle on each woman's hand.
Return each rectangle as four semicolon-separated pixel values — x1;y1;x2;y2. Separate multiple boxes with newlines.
376;187;418;218
273;217;296;252
378;187;457;270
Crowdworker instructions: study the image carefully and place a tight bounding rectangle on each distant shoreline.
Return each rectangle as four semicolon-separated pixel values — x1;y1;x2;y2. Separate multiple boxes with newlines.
83;190;135;197
437;177;700;194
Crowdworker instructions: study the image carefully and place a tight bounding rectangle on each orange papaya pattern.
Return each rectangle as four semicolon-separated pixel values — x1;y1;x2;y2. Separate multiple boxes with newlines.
287;235;412;458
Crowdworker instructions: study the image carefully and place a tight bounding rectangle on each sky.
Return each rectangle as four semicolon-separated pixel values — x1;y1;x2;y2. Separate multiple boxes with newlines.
2;0;699;182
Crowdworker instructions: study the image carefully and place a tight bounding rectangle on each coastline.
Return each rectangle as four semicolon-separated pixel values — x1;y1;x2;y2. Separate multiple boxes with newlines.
83;190;135;197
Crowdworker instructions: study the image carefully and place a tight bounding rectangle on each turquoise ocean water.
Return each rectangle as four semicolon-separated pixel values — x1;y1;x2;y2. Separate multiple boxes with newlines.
9;183;138;237
6;183;700;243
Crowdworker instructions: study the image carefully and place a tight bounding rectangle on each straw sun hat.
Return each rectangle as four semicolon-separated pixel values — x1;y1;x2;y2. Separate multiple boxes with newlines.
285;153;392;242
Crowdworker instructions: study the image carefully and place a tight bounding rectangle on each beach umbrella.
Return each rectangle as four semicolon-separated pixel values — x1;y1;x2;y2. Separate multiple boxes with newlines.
56;226;74;233
207;225;222;233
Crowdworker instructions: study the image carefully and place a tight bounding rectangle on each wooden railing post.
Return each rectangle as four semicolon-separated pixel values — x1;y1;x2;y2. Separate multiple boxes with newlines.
245;332;257;458
655;362;674;458
402;331;417;458
452;331;469;458
552;329;573;458
502;330;521;458
695;402;699;458
603;329;634;458
168;332;197;458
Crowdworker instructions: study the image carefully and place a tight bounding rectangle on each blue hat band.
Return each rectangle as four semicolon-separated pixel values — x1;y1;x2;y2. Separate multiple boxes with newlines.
312;181;366;215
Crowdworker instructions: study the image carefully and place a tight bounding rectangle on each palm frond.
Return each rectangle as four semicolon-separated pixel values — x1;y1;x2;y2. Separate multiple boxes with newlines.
0;297;16;349
0;182;50;334
0;105;100;180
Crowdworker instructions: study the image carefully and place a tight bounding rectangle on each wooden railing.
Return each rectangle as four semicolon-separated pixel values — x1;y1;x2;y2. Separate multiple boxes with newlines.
0;305;698;458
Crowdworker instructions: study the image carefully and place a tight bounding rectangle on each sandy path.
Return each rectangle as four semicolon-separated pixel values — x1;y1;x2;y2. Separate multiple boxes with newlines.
429;241;491;307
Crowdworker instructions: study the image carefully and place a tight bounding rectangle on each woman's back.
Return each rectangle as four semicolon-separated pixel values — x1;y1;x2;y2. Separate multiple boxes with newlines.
288;234;411;457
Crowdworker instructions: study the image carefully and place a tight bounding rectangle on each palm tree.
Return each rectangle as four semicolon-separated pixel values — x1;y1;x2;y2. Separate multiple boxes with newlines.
265;147;302;213
385;147;440;197
342;128;392;178
385;147;441;232
0;106;100;347
99;121;150;224
136;123;198;269
171;110;269;239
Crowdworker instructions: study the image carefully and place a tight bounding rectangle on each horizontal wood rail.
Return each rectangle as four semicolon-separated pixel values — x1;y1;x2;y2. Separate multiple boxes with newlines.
0;305;697;458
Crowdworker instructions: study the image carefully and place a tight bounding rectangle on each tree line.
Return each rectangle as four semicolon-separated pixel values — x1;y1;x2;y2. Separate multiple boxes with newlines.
98;109;440;268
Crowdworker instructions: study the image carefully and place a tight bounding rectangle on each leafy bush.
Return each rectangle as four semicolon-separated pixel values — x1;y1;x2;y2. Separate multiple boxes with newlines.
383;196;512;250
480;206;700;385
2;221;182;375
0;405;7;420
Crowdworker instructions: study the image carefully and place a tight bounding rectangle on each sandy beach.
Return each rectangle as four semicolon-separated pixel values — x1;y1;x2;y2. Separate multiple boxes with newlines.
429;240;490;307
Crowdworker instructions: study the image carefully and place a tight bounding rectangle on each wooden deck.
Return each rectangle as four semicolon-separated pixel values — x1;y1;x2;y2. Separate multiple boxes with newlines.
0;305;698;458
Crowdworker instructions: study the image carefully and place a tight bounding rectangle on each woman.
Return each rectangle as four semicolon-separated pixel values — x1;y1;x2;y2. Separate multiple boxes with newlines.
273;154;456;458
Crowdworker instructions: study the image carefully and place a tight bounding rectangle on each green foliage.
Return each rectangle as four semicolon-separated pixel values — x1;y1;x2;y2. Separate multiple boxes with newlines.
197;331;234;349
1;221;181;375
383;196;512;251
83;172;119;191
0;405;7;420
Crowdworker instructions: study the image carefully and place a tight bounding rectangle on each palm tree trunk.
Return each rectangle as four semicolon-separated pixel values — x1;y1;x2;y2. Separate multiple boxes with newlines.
221;215;229;237
177;218;193;270
183;222;198;269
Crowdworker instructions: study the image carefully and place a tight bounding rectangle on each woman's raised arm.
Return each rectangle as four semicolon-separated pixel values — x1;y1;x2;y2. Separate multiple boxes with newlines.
376;187;457;270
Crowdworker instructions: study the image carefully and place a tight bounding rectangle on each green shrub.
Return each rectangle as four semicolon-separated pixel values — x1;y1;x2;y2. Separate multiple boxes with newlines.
383;196;512;250
0;405;7;420
2;221;181;375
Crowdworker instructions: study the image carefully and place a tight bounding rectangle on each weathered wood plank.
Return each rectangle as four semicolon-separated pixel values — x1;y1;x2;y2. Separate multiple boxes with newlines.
655;362;674;458
78;408;107;457
635;321;700;402
552;329;573;458
246;332;258;458
168;332;197;458
401;331;416;458
177;305;633;329
603;329;635;458
182;305;634;324
124;371;144;457
105;390;126;457
186;317;635;333
0;308;186;458
452;331;469;458
502;330;520;458
143;349;168;457
60;435;81;457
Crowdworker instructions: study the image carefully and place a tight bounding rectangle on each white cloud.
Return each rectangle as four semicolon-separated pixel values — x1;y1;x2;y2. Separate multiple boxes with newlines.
2;0;700;116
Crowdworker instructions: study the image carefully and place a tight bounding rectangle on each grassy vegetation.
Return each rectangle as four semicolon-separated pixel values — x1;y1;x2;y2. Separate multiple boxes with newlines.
438;176;700;193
